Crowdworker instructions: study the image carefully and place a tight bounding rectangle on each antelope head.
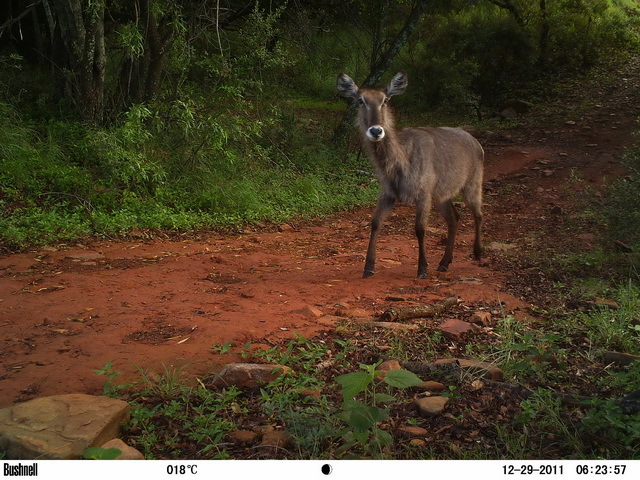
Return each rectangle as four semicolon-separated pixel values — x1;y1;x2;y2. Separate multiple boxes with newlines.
337;71;408;142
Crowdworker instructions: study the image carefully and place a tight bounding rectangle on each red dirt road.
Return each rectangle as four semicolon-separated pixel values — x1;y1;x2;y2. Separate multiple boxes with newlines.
1;69;638;408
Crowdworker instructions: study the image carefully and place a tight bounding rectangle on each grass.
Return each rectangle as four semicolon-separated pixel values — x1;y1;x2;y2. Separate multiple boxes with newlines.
0;95;379;251
94;277;639;460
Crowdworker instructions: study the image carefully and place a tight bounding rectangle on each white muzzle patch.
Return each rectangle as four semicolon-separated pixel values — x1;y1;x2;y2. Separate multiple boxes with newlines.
366;125;385;141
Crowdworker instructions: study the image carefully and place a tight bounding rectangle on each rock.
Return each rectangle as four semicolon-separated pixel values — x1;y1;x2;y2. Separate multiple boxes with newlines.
414;396;449;417
434;358;504;381
591;298;620;309
228;430;259;445
436;318;479;341
499;99;533;119
100;438;144;460
295;305;324;318
419;380;446;392
602;351;640;367
211;363;293;389
376;360;402;379
0;394;130;459
469;311;492;326
299;389;321;399
259;429;292;455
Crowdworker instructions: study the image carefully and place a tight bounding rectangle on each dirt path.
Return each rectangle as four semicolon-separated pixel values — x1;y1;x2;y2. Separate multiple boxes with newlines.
1;65;639;408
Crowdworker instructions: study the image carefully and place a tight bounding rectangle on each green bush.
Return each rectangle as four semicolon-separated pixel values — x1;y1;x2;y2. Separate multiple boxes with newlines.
604;143;640;253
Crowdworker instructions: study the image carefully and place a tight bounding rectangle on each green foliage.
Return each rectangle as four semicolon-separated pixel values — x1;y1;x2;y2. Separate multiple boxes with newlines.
93;360;124;397
574;282;640;354
581;397;640;457
603;143;640;254
1;1;638;249
335;362;423;458
123;364;242;459
82;447;122;460
492;316;566;382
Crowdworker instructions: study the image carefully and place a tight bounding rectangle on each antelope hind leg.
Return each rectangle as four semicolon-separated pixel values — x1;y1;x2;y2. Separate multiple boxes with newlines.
436;200;460;272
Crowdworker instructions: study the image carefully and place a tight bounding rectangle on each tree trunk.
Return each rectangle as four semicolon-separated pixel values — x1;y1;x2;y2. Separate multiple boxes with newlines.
52;0;106;123
489;0;525;27
116;0;174;107
333;0;430;143
538;0;550;68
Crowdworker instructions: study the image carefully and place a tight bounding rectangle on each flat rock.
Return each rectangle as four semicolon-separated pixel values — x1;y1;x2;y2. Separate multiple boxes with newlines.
0;394;130;459
436;318;479;341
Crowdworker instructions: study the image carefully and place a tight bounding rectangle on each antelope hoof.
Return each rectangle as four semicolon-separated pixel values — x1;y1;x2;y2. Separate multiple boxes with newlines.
363;269;376;278
437;264;449;272
417;271;428;279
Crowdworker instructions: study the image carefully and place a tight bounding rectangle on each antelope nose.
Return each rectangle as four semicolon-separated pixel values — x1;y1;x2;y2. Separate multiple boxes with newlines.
367;126;385;141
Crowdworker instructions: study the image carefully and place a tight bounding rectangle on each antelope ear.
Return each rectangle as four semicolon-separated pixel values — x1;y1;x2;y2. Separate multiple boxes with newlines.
337;73;359;99
386;71;408;97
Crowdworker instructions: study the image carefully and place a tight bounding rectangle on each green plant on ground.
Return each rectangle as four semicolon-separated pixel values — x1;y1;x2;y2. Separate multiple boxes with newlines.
107;364;244;459
334;362;423;458
81;446;122;460
514;388;585;458
93;360;125;397
260;373;338;459
490;316;567;383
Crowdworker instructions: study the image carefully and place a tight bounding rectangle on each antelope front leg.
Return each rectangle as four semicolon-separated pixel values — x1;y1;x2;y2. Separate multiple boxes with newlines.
363;194;395;277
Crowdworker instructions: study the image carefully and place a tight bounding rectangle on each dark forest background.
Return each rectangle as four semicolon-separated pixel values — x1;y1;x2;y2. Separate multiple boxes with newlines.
1;0;639;248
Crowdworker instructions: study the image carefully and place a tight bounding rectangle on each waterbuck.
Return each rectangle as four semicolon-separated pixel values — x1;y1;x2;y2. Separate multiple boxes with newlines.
337;71;484;278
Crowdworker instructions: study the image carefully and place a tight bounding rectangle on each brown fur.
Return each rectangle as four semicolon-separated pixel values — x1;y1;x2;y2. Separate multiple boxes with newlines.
337;72;484;278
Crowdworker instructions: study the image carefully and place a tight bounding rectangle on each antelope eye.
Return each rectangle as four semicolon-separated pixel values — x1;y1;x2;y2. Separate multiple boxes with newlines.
381;97;389;107
357;97;365;105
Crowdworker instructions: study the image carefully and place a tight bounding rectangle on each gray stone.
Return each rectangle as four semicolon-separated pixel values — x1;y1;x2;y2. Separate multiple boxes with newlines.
0;394;130;459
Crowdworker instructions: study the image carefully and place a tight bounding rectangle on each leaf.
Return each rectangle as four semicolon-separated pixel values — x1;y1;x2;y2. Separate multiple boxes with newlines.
336;371;372;401
343;403;389;434
374;392;397;403
82;447;122;460
382;369;424;389
371;429;394;448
